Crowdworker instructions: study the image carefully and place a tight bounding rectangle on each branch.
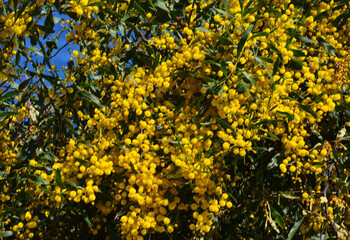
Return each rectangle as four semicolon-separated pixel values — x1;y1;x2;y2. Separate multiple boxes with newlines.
320;162;338;239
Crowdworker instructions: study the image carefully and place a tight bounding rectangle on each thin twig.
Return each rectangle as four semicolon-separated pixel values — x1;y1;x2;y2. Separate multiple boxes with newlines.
320;162;338;239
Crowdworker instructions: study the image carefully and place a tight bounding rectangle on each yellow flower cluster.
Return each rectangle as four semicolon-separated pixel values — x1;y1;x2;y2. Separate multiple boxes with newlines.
1;0;350;239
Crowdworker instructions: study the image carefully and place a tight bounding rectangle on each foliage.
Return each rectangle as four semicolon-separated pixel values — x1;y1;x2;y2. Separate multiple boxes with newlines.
1;0;350;239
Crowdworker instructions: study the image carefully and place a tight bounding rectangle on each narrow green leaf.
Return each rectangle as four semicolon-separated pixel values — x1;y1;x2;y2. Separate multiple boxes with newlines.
237;24;254;57
273;58;280;75
317;37;340;57
55;169;62;187
242;71;257;89
0;90;22;100
277;111;294;121
213;34;232;45
155;0;169;12
39;186;53;194
29;175;50;185
0;111;20;117
286;217;304;240
215;8;234;19
64;180;83;189
195;27;209;33
15;1;30;20
332;11;350;29
279;192;300;200
0;231;13;237
250;32;268;39
153;53;161;70
286;28;297;47
296;35;316;44
271;206;285;229
215;117;237;137
297;103;318;119
255;56;273;63
220;58;227;76
81;90;105;108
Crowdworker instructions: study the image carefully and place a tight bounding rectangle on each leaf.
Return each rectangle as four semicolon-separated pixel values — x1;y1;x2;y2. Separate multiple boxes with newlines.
215;8;234;19
277;111;294;121
0;231;13;237
195;27;209;33
297;103;318;119
64;181;82;189
273;58;280;76
15;1;30;20
0;90;22;100
296;35;316;44
220;58;227;76
0;111;20;117
332;11;350;29
286;28;297;47
55;169;62;187
242;71;257;89
255;56;273;63
29;175;50;185
271;206;285;229
267;153;281;170
336;127;346;140
39;186;53;194
152;52;161;70
286;217;304;240
317;37;340;57
250;32;268;39
280;193;300;200
154;0;169;12
332;149;343;164
81;89;105;108
213;34;232;45
237;24;254;57
215;117;237;137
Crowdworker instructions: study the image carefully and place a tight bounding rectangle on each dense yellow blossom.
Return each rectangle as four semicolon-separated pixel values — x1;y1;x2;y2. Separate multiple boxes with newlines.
1;0;350;239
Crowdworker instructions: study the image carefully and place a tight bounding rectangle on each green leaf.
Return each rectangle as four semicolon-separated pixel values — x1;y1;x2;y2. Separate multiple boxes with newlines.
255;56;273;63
242;71;257;89
286;217;304;240
152;52;161;70
279;192;300;200
213;34;232;45
277;111;294;121
271;206;285;229
237;24;254;57
0;111;20;117
215;117;237;137
64;181;82;189
15;1;30;20
0;231;13;237
55;169;62;187
296;35;316;44
267;153;281;170
81;89;105;108
39;186;53;194
220;58;227;76
273;58;280;75
332;149;343;164
297;103;318;119
215;8;234;19
317;37;340;57
332;11;350;29
29;175;50;185
286;28;297;47
0;90;22;100
195;27;209;33
154;0;169;12
250;32;268;39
